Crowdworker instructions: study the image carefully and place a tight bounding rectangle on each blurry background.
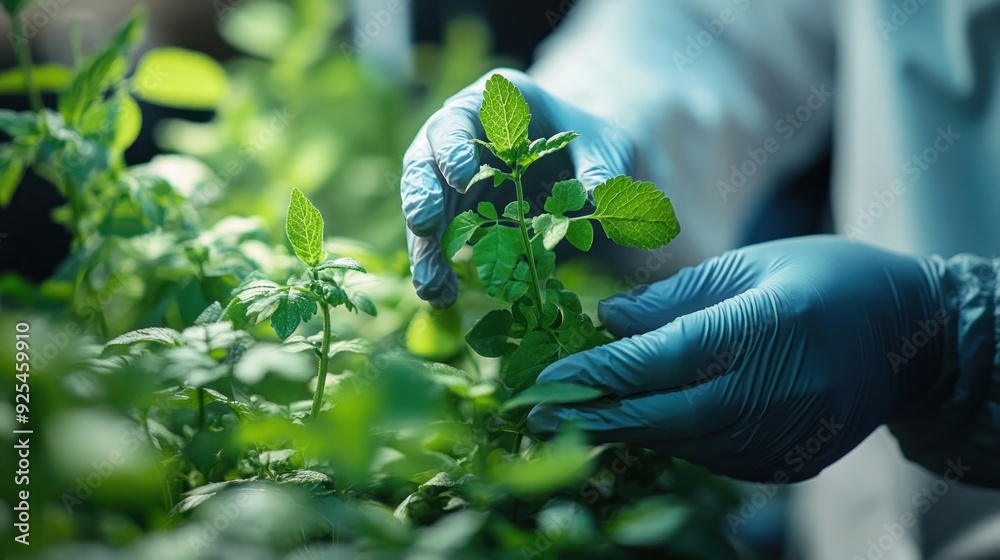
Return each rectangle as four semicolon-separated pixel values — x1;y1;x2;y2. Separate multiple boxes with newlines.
0;0;831;285
0;2;817;557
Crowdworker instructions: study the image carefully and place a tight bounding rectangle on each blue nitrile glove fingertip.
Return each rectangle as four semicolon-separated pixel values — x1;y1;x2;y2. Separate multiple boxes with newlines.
598;284;650;335
401;160;444;237
526;403;563;437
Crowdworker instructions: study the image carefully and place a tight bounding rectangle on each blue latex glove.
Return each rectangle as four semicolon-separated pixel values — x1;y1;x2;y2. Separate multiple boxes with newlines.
401;69;635;308
528;236;957;482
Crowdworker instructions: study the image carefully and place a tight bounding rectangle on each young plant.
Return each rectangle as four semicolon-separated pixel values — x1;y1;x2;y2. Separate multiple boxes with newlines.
443;74;680;406
224;188;376;418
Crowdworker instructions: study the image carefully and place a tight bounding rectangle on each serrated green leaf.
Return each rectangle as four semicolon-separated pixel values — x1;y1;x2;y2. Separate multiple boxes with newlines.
346;288;377;316
269;290;316;339
467;164;508;190
286;188;327;266
518;131;579;168
545;179;589;216
473;226;524;302
531;214;570;251
502;382;603;411
269;299;300;340
194;302;224;325
591;176;679;249
316;257;367;274
502;201;530;220
441;210;489;260
503;330;559;390
566;220;594;252
466;309;514;358
479;74;530;164
132;48;229;109
105;327;183;349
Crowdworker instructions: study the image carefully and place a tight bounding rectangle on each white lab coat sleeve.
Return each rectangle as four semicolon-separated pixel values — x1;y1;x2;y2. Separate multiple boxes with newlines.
530;0;836;264
888;254;1000;488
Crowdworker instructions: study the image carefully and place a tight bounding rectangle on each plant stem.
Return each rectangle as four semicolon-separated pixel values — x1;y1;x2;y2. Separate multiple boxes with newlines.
513;173;544;312
12;16;43;112
311;302;332;419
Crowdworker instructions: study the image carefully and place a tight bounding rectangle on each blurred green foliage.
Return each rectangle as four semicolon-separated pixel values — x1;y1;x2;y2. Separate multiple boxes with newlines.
0;1;742;558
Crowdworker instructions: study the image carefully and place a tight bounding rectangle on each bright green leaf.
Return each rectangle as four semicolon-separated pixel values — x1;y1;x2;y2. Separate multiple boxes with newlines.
473;226;524;302
477;201;498;220
286;188;327;266
545;179;588;216
407;306;463;361
502;201;529;220
0;64;72;93
441;210;489;260
467;164;508;190
132;48;229;110
519;131;579;168
566;220;594;252
502;382;604;411
479;74;530;163
591;176;680;249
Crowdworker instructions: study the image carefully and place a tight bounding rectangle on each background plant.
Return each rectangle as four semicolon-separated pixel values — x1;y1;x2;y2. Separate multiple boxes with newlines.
0;2;743;559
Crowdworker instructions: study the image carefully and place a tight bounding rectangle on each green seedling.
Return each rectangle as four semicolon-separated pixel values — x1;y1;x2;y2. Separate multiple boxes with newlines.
443;73;680;403
224;188;375;418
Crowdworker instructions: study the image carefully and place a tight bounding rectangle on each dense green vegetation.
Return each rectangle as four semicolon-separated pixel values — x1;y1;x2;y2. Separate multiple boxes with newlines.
0;2;740;558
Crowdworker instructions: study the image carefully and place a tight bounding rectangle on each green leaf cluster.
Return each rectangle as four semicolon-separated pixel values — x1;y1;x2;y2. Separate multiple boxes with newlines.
443;74;681;404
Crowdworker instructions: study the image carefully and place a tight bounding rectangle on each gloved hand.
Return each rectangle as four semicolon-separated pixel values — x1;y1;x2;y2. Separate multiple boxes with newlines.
528;236;957;482
401;68;635;308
